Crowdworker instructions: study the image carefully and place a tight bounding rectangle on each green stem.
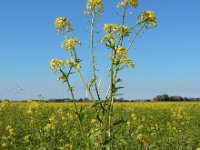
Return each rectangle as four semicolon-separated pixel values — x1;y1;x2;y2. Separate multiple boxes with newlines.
59;68;89;149
59;68;76;105
78;70;95;101
116;4;128;47
127;25;144;51
90;11;101;100
106;6;128;150
69;47;94;101
107;51;116;150
129;20;145;31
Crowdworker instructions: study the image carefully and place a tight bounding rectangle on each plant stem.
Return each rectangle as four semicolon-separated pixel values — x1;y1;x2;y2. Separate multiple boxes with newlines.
106;6;128;150
116;4;128;47
78;70;95;101
59;68;75;103
127;25;144;51
90;11;101;100
59;68;89;149
106;51;116;150
69;46;94;101
129;20;145;31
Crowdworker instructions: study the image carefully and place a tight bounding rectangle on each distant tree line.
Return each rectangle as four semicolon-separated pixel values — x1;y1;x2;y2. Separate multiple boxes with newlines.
1;94;200;102
152;94;200;102
43;95;200;102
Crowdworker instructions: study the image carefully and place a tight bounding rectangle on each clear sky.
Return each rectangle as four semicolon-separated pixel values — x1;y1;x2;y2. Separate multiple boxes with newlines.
0;0;200;100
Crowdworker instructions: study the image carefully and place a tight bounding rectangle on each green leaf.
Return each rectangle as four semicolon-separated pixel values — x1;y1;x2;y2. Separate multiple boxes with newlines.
92;100;106;117
115;78;123;83
92;100;104;109
113;119;126;126
114;136;128;145
116;86;124;90
88;76;96;88
113;93;124;97
77;106;85;122
96;114;102;123
89;130;102;139
103;137;112;145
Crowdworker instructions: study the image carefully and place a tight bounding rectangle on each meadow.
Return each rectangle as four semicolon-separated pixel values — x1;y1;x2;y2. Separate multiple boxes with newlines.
0;101;200;150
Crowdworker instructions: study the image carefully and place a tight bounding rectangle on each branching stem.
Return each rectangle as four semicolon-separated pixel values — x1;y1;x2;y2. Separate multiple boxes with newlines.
90;11;101;100
59;68;89;148
78;70;95;101
127;25;145;51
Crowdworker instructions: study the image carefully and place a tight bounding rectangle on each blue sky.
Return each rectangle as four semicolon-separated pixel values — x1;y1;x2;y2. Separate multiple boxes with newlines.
0;0;200;100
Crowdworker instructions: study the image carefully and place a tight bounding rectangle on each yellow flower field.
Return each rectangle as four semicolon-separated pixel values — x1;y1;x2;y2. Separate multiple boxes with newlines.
0;101;200;149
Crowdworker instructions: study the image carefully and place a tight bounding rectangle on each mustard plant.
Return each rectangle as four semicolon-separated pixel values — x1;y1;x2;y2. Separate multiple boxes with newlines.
50;0;156;149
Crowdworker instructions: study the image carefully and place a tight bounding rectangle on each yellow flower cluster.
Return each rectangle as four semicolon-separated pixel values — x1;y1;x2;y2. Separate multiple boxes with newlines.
140;11;156;27
117;0;138;8
116;46;127;57
55;17;72;33
86;0;103;12
6;125;15;136
115;46;134;67
100;33;116;45
123;57;133;65
66;60;82;71
43;123;56;131
1;125;16;148
23;135;31;143
50;59;81;73
50;59;67;72
104;24;118;33
62;38;81;50
103;24;130;36
123;26;130;36
136;133;146;144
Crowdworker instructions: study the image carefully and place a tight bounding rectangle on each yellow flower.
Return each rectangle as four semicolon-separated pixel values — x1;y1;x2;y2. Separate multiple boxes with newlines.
120;25;130;36
140;11;156;27
1;143;7;148
104;24;119;33
65;144;72;149
6;125;15;136
43;123;55;131
90;119;96;123
55;17;72;33
127;121;131;127
50;59;67;72
50;59;81;72
123;58;134;68
67;60;82;71
103;24;130;36
116;46;127;57
136;133;146;144
49;115;56;122
26;108;32;114
62;38;81;50
23;135;31;143
131;113;137;120
137;125;144;130
100;33;116;45
86;0;103;12
117;0;138;8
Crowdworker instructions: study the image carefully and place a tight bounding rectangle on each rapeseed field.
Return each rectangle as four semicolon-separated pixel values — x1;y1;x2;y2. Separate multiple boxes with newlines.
0;101;200;149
